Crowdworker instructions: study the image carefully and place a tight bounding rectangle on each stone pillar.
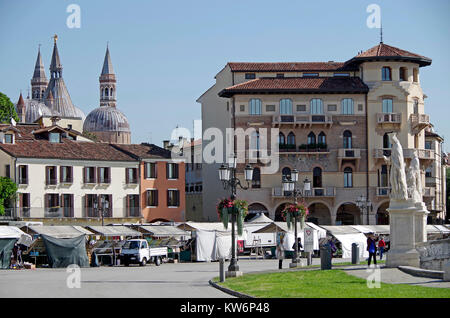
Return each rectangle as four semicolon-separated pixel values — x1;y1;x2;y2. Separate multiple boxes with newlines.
414;202;429;244
386;199;420;268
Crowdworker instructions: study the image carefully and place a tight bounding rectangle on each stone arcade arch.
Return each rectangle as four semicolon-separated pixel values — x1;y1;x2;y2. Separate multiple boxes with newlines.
307;202;331;225
246;203;269;221
376;201;390;225
336;202;361;225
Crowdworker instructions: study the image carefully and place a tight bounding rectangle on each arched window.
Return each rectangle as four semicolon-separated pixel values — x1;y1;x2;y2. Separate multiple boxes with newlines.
252;167;261;188
278;132;286;145
318;131;326;145
105;87;109;97
307;132;316;145
413;99;419;114
343;130;352;149
287;132;295;145
382;67;392;81
344;167;353;188
382;98;393;113
249;99;262;115
341;98;354;115
282;167;291;179
110;88;114;98
280;99;293;115
399;67;407;81
310;99;323;114
313;167;322;188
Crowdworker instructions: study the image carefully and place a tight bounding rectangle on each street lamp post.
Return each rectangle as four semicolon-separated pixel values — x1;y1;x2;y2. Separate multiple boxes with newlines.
282;169;311;268
94;196;110;227
356;195;372;225
218;155;253;273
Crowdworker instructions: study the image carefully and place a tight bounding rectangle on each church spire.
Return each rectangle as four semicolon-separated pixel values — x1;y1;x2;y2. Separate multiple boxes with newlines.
50;34;62;78
99;44;117;107
31;45;48;101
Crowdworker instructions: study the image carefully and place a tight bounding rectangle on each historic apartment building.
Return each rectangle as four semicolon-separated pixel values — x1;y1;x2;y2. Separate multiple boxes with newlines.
198;41;447;225
0;123;186;224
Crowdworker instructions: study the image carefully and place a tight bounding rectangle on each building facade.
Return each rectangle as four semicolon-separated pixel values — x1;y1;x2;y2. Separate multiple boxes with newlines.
0;124;140;225
199;42;446;225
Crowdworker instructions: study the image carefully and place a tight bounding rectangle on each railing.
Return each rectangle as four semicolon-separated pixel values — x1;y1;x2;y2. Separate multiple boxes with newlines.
18;178;28;185
1;207;140;219
45;179;58;185
126;178;139;184
44;207;74;218
60;178;73;184
337;148;361;159
374;148;435;160
272;115;333;125
376;187;390;196
127;207;141;217
272;187;335;197
377;113;401;124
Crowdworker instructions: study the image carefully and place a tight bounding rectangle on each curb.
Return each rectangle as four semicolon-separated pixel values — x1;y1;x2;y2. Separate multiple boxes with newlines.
398;266;444;280
209;280;254;298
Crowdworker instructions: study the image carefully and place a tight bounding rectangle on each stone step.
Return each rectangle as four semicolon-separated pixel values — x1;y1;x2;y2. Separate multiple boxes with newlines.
398;265;443;279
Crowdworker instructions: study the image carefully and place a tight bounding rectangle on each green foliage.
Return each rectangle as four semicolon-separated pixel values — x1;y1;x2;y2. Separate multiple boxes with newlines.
81;131;98;141
0;177;18;215
0;92;20;124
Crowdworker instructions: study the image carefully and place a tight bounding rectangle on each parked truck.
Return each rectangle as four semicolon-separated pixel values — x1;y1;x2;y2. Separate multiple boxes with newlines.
119;239;168;266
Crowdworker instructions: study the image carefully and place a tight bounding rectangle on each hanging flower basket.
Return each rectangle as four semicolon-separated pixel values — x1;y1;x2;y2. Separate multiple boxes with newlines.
281;201;309;230
216;198;248;236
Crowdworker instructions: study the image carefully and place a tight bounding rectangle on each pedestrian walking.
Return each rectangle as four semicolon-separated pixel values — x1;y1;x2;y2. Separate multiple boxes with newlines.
367;234;377;266
378;236;386;260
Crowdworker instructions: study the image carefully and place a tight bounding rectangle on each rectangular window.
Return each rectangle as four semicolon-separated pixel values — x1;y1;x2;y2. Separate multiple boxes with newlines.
167;190;180;207
382;99;393;113
358;104;363;111
166;163;179;179
297;105;306;112
425;141;432;150
425;167;432;178
49;132;61;143
327;104;337;112
127;194;140;217
245;73;256;79
249;99;262;115
45;193;60;214
334;73;350;77
45;166;58;185
19;193;30;217
98;194;112;217
4;134;13;144
61;194;74;217
18;165;28;184
85;194;97;217
266;105;275;112
146;190;158;207
276;73;284;78
5;165;10;178
84;167;96;184
126;168;138;184
341;98;354;115
98;167;111;184
145;162;157;179
240;105;245;112
60;166;73;183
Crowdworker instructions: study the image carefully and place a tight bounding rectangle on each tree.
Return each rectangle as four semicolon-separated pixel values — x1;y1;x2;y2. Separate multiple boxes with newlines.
0;177;18;216
0;92;19;124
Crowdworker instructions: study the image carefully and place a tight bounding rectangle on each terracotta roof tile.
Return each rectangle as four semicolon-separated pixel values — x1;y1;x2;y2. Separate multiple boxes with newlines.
112;143;172;159
219;77;369;97
228;62;355;72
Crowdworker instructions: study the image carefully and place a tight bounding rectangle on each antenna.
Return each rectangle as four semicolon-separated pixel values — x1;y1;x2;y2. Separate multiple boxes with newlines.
380;21;383;43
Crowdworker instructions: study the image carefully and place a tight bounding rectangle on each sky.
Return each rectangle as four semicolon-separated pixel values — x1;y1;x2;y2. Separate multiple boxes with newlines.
0;0;449;150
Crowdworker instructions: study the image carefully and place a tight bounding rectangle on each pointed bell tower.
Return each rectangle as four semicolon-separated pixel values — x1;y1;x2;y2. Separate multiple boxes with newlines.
31;45;48;101
99;44;116;107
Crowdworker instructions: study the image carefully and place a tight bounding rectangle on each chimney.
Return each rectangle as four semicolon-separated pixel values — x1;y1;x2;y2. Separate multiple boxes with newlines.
163;140;170;149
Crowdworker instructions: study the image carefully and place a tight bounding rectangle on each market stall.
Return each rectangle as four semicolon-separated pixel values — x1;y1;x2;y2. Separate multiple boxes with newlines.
0;226;32;269
319;225;368;259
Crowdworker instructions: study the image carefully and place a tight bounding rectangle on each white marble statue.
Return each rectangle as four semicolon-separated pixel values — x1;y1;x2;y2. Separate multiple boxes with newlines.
406;150;423;203
383;133;408;201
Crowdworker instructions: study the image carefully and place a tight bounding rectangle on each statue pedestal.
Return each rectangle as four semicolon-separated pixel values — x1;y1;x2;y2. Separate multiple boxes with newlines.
386;199;420;268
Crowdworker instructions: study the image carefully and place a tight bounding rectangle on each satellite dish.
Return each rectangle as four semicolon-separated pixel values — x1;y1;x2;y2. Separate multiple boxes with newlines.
10;118;16;126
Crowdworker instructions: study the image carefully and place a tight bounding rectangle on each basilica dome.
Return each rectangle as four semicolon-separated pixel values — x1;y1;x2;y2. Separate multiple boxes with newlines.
83;106;130;133
21;98;56;123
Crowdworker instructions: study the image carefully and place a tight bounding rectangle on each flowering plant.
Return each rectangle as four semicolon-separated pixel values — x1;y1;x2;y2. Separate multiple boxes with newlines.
216;198;248;236
281;201;309;230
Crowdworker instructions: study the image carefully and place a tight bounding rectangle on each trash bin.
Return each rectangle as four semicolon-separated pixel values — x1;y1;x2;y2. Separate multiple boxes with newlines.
320;245;332;270
351;243;360;264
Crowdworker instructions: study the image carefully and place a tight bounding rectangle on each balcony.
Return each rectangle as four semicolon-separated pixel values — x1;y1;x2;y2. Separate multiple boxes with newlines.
44;207;74;218
272;187;335;198
410;113;430;133
376;113;401;125
272;114;333;128
423;187;436;197
337;148;361;170
374;148;435;161
45;179;58;186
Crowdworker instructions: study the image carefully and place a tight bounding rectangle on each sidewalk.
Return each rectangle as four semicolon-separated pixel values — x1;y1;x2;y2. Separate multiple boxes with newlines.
342;265;450;289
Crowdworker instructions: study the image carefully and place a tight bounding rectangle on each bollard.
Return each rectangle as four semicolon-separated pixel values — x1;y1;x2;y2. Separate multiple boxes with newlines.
219;258;225;282
305;252;312;266
278;259;283;269
351;243;360;264
320;245;332;270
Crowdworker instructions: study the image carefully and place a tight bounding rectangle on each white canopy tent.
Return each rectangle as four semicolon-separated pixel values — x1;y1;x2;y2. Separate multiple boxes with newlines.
0;226;32;246
177;222;246;262
320;225;368;258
